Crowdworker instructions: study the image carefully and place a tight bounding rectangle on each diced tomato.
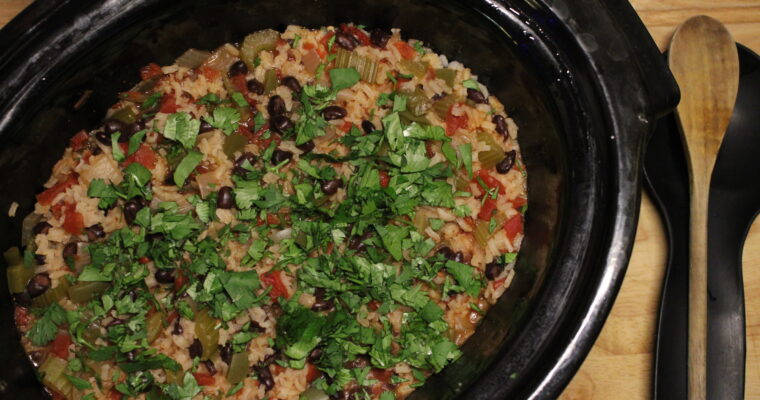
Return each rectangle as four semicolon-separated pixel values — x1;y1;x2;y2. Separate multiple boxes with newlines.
303;42;315;50
159;93;178;113
69;130;89;152
426;66;436;80
370;368;393;383
367;300;380;311
36;173;78;206
200;66;221;81
425;141;434;158
267;213;280;225
120;91;146;103
174;270;187;292
340;24;371;46
394;41;417;60
261;270;290;300
379;170;390;188
319;31;335;56
107;389;123;400
123;145;157;170
306;363;321;383
504;214;523;241
340;121;353;132
140;63;163;81
230;74;249;95
138;256;151;264
493;277;508;289
325;242;334;255
167;311;179;325
445;105;469;136
192;372;215;386
239;124;280;149
14;306;31;328
394;73;412;90
477;197;497;221
82;150;92;165
50;332;72;359
473;169;506;196
511;196;527;209
62;202;84;235
50;391;67;400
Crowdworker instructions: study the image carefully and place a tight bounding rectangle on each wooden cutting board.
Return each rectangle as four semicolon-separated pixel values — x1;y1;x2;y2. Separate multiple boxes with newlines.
1;1;759;399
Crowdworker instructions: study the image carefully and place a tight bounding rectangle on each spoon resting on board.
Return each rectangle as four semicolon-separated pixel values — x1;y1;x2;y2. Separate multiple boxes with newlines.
668;15;739;399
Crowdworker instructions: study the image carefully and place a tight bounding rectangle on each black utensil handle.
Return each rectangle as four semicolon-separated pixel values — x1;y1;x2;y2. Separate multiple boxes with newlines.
706;196;752;400
601;0;680;118
652;196;689;400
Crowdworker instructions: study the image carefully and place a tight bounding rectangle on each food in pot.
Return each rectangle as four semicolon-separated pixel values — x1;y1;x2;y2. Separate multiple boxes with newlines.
6;24;526;400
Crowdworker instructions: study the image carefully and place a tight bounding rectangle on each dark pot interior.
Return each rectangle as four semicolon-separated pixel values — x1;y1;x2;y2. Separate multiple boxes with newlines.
0;0;677;398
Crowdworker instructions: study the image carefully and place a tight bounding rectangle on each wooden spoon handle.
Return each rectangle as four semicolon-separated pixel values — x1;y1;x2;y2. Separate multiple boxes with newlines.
688;182;709;399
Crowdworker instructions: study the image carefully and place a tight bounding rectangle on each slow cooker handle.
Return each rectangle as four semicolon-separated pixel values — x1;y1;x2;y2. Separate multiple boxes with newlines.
601;0;681;118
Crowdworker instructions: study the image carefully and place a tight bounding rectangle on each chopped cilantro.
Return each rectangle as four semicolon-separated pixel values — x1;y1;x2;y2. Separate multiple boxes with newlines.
26;303;67;346
111;132;124;162
462;79;480;90
196;93;221;105
173;150;203;187
230;92;248;108
127;129;147;156
65;374;92;390
163;112;201;149
88;179;119;209
329;68;361;91
206;106;241;135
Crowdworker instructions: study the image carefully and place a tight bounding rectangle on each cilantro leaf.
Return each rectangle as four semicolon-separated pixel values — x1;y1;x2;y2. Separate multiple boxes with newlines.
162;372;201;400
206;106;241;136
459;143;473;178
374;224;408;261
232;177;261;209
65;374;93;390
127;129;147;156
173;150;203;187
462;79;480;90
445;260;482;297
163;112;201;149
88;179;119;209
382;112;402;151
27;303;67;346
276;305;326;361
220;270;260;309
330;68;361;91
230;92;248;107
111;132;125;162
197;93;221;105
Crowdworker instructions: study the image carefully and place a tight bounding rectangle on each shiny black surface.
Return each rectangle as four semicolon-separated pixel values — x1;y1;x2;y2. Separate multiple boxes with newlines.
707;44;760;400
0;0;677;398
648;44;760;400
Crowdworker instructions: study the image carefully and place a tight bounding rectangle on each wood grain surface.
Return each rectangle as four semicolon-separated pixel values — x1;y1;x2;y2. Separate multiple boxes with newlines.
1;1;759;399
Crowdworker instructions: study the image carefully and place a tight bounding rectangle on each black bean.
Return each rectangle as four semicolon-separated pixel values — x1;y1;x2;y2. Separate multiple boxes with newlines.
128;289;138;301
14;292;32;307
296;140;315;154
345;355;370;369
91;146;103;156
495;150;516;174
370;28;391;48
128;120;146;135
203;360;217;375
492;115;508;137
269;115;293;133
437;246;464;263
249;320;265;333
281;76;302;93
334;31;358;51
262;351;279;366
320;179;342;195
199;119;214;133
126;350;136;362
431;92;446;101
155;269;175;284
257;365;275;391
234;152;257;176
26;273;50;298
467;88;488;104
220;343;233;364
34;254;45;265
452;251;465;263
85;224;105;241
107;318;126;327
104;119;128;136
270;149;293;165
307;346;323;363
217;186;235;209
28;350;44;367
347;231;373;252
247;79;264;95
172;320;183;336
63;242;78;259
361;120;375;134
123;199;143;225
228;60;248;77
311;288;334;311
95;131;111;146
322;105;347;121
189;339;203;359
267;95;286;116
33;221;51;235
485;261;505;280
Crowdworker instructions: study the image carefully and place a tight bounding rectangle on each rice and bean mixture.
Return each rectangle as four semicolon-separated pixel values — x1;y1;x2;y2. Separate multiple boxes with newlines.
7;24;526;400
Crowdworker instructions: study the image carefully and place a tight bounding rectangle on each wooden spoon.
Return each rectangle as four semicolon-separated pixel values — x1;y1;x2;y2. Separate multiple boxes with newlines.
668;15;739;400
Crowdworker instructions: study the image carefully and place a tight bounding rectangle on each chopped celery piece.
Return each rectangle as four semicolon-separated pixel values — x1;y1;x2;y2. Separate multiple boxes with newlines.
175;49;212;69
435;68;458;87
473;213;507;248
194;309;219;359
32;278;71;308
6;263;34;294
39;356;73;398
226;351;249;385
223;133;248;159
240;29;280;70
398;110;429;126
476;131;505;168
110;107;138;125
401;87;431;117
3;246;23;265
432;95;462;119
68;281;109;304
263;69;278;94
400;60;428;78
334;49;378;83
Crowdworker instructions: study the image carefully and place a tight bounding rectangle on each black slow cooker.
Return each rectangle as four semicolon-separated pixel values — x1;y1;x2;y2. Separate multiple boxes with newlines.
0;0;678;398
